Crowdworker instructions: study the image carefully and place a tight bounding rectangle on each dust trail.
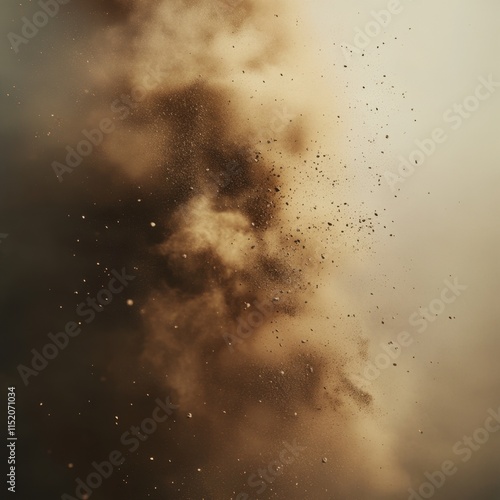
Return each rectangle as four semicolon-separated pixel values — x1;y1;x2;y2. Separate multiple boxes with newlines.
2;0;405;498
65;1;408;498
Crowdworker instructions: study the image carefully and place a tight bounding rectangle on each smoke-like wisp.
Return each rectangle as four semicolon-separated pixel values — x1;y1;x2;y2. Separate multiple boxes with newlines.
2;0;407;498
72;1;408;498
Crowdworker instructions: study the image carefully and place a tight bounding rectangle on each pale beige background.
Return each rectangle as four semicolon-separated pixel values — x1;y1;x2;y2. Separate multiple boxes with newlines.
307;1;500;498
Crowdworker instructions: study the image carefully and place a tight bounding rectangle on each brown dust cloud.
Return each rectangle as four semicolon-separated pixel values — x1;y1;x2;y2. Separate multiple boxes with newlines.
4;0;498;499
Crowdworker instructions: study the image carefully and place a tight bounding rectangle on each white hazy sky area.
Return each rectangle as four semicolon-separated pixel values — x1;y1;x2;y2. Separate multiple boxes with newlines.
307;1;500;498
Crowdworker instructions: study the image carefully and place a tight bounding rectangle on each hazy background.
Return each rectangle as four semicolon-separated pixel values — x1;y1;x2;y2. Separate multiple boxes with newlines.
314;1;500;498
